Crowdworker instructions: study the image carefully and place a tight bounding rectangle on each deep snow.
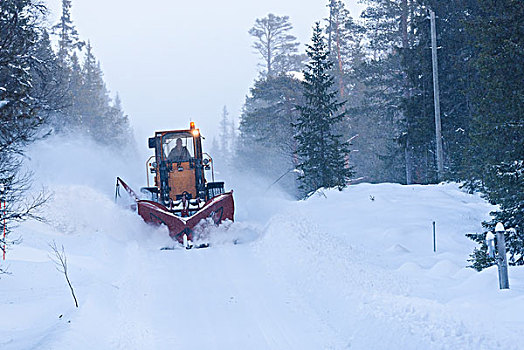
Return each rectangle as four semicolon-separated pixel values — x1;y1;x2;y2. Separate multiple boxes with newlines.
0;136;523;350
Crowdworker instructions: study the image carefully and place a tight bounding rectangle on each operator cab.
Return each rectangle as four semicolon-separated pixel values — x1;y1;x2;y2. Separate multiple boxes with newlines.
163;133;194;162
143;122;225;217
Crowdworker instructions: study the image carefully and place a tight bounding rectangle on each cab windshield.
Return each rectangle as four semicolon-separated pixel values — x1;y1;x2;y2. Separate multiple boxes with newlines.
162;132;194;161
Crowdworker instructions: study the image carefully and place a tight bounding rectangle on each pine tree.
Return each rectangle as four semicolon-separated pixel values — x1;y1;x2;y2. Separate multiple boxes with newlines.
52;0;84;63
464;0;524;268
325;0;364;99
104;93;133;148
421;1;479;182
67;51;83;126
323;1;401;184
237;75;303;196
349;55;406;183
79;42;109;136
229;117;237;158
30;29;67;120
0;0;49;262
0;0;45;152
249;14;303;77
354;0;413;184
211;137;219;155
218;106;230;157
294;23;352;196
48;0;86;132
360;0;406;56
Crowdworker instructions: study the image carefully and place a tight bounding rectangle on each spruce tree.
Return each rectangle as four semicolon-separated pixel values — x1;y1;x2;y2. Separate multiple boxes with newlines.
294;23;352;196
104;93;133;148
464;0;524;268
49;0;85;132
52;0;84;63
0;0;49;261
79;42;109;136
0;0;45;152
354;0;412;184
30;29;66;119
67;52;83;126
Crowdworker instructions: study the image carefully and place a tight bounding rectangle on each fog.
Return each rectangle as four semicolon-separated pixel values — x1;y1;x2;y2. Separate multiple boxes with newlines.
45;0;364;146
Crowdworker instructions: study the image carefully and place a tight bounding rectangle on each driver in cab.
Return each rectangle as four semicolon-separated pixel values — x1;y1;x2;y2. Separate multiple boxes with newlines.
168;138;190;161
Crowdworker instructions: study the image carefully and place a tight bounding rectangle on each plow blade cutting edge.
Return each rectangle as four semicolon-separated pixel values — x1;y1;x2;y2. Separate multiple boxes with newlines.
116;177;234;243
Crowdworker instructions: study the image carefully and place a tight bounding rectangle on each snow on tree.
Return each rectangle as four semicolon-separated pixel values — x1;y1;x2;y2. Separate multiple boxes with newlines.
464;0;524;269
79;42;109;133
0;0;50;263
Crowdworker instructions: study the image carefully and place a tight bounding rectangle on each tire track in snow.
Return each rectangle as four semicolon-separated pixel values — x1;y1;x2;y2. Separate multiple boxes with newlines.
110;241;157;349
136;241;343;350
214;245;343;350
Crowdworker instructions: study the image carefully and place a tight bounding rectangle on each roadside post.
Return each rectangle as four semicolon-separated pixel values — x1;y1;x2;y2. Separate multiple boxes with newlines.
494;222;510;289
432;221;436;252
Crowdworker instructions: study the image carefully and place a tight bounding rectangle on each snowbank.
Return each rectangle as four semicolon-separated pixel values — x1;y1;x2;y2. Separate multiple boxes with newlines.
255;184;524;349
0;136;522;349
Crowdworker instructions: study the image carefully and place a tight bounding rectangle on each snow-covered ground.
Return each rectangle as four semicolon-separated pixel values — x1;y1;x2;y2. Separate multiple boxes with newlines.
1;137;523;350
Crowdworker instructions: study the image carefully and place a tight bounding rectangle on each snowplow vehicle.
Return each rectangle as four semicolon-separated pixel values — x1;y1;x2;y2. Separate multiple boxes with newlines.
116;122;234;247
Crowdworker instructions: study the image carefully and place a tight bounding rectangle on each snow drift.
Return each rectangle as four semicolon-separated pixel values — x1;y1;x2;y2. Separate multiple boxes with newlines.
0;135;522;350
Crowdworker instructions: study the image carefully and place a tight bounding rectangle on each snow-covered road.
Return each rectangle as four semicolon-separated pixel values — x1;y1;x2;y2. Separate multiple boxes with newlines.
1;137;523;349
2;216;338;349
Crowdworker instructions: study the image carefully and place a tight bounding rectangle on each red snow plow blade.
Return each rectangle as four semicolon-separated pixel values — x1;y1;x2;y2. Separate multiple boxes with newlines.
116;177;234;243
116;123;235;245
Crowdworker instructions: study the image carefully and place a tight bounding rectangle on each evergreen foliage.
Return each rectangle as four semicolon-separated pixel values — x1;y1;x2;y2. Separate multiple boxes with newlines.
0;0;47;156
325;0;364;100
462;0;524;267
294;23;352;196
465;233;495;271
30;29;69;119
249;14;304;77
349;54;406;183
51;0;84;62
218;106;231;157
1;0;135;260
336;0;410;184
355;0;523;268
47;1;133;148
214;105;236;170
237;75;303;196
0;0;50;260
239;1;521;269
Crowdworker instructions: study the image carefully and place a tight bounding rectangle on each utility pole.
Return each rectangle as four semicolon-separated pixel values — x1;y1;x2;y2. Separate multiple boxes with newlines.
430;9;444;181
328;0;334;52
401;0;412;185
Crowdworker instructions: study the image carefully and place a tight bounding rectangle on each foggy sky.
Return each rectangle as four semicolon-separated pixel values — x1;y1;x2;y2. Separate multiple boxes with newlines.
46;0;365;147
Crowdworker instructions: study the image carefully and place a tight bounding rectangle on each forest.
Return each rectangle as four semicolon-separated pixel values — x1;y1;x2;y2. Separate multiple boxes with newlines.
228;0;523;269
1;0;522;271
0;0;133;268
